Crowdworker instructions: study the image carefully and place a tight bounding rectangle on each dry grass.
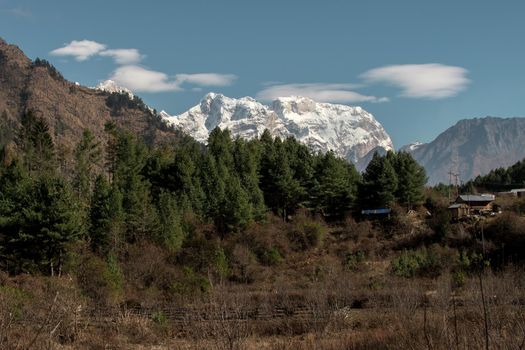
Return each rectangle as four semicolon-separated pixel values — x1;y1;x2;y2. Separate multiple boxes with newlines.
2;212;525;349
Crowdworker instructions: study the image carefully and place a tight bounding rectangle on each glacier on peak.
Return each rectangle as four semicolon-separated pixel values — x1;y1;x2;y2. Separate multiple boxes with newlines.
162;93;394;169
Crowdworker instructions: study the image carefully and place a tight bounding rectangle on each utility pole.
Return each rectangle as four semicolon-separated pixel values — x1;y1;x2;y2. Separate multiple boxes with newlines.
454;173;460;198
448;170;460;203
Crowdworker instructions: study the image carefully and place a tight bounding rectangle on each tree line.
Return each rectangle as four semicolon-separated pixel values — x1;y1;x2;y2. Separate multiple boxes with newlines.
461;159;525;193
0;111;427;275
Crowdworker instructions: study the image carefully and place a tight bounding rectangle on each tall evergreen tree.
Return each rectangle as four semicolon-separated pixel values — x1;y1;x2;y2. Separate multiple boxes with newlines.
311;152;360;218
393;152;427;208
73;129;102;198
0;175;82;275
156;191;184;254
233;138;266;220
358;152;398;208
18;111;55;174
89;175;121;254
200;153;226;223
221;175;253;233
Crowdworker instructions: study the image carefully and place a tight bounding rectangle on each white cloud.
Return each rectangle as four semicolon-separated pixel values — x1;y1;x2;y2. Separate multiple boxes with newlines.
50;39;238;94
361;63;469;99
109;65;181;93
99;48;143;64
175;73;237;87
256;83;388;103
50;40;106;61
109;67;239;93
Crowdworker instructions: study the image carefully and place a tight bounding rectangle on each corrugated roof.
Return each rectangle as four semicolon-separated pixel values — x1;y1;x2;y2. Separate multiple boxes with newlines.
448;204;463;209
458;194;494;202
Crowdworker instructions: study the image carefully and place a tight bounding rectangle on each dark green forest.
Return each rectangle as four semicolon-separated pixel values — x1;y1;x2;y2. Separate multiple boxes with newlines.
462;160;525;192
0;111;427;276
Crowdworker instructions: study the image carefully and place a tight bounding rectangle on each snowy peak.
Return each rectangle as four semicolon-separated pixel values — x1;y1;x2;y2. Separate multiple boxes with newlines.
94;80;134;98
164;93;288;143
163;94;393;167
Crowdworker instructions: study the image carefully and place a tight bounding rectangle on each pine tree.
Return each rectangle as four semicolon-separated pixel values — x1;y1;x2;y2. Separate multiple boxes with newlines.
18;111;55;174
89;175;126;255
169;147;205;213
259;136;304;219
222;175;253;233
393;152;427;209
89;175;112;254
156;191;184;253
233;138;266;220
311;151;360;218
358;152;398;208
207;127;234;173
73;129;102;198
200;153;226;223
0;175;82;275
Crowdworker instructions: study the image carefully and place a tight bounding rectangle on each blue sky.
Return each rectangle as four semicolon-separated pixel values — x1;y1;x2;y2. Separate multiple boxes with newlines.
1;0;524;147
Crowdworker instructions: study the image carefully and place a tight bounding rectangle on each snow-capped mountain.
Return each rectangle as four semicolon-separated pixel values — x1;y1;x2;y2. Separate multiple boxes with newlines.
94;80;134;98
162;93;393;168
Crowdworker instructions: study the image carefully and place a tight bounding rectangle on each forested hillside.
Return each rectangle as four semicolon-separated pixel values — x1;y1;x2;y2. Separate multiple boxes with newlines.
462;158;525;192
0;111;427;276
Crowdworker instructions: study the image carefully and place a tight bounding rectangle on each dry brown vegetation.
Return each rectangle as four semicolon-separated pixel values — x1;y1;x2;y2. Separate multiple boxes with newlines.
1;205;525;349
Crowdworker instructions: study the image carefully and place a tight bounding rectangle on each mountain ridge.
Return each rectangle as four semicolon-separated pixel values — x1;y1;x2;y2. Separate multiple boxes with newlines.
403;116;525;184
0;37;178;157
162;92;394;169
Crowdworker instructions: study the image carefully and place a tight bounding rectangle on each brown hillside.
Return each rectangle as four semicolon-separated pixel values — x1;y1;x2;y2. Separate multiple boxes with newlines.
0;37;179;150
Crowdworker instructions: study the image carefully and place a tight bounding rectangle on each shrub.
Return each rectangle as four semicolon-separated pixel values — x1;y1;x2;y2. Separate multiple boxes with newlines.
75;252;123;304
484;213;525;263
345;250;366;271
151;310;168;328
259;247;283;266
103;254;124;301
0;285;31;320
229;245;260;283
391;245;453;278
213;247;231;282
288;214;327;250
451;270;466;289
170;267;211;297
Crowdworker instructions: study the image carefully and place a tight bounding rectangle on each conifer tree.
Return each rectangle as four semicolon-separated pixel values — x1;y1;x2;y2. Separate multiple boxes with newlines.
311;151;360;218
358;152;398;208
222;175;253;233
0;175;82;275
233;138;266;220
393;152;427;208
156;191;184;253
200;153;226;223
18;111;55;174
73;129;101;198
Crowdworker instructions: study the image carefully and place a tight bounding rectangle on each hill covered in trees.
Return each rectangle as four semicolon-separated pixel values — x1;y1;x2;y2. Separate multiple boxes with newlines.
2;113;525;349
0;111;427;275
0;37;179;171
462;157;525;193
4;37;524;350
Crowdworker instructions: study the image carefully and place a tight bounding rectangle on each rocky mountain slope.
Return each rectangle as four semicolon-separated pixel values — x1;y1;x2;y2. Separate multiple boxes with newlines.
0;37;176;153
162;93;393;168
404;117;525;184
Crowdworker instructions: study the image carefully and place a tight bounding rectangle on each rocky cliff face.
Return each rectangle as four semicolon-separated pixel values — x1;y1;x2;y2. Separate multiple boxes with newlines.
162;93;393;168
0;38;176;152
404;117;525;184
